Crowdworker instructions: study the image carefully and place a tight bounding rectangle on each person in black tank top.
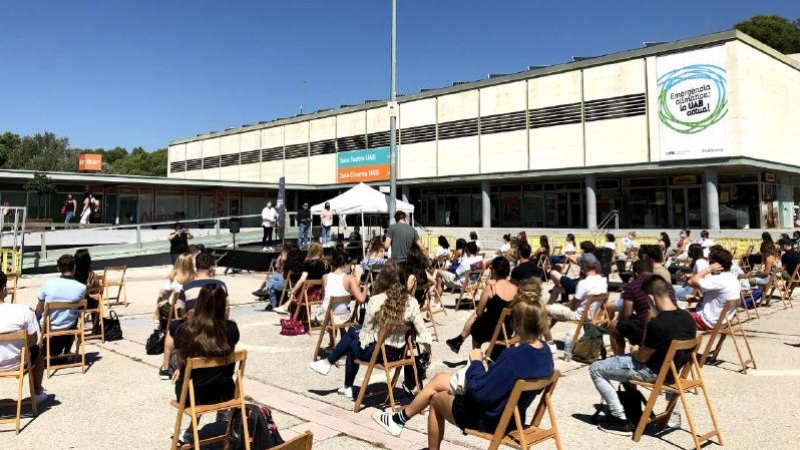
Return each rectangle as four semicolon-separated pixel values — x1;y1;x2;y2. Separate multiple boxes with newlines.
446;257;517;354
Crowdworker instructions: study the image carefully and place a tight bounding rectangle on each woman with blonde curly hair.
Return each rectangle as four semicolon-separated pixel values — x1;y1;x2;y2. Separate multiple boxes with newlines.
155;253;196;329
373;278;554;449
308;261;432;399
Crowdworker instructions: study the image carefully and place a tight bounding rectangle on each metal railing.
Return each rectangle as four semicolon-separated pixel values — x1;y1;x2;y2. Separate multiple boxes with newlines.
592;210;619;243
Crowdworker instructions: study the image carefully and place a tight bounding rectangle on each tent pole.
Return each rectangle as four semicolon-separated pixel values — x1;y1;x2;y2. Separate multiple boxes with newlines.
361;210;366;258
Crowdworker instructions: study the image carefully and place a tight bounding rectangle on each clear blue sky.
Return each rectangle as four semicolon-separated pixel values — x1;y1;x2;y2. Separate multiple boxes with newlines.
1;0;796;151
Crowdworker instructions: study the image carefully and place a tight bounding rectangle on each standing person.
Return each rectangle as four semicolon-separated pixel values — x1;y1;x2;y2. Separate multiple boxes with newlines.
168;223;193;264
0;272;48;405
589;275;696;435
321;202;334;247
90;195;101;223
261;200;278;251
63;194;77;225
384;211;429;263
297;202;312;247
79;192;92;225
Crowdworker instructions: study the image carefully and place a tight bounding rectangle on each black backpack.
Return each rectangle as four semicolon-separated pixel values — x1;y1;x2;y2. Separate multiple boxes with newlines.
230;404;284;450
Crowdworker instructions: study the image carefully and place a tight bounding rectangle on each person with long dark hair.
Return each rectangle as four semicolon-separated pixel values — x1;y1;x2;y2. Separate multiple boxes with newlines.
74;249;101;331
172;284;239;442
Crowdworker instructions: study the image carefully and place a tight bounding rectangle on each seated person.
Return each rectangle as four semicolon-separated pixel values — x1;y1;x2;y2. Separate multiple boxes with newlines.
780;237;800;281
608;260;676;355
160;253;228;379
497;234;511;258
698;229;715;257
35;254;86;358
639;244;672;283
589;275;696;434
545;254;607;346
253;243;294;310
157;253;196;327
434;241;483;298
604;233;617;261
361;236;387;282
510;242;539;283
372;287;554;448
308;262;432;399
469;231;482;252
686;247;740;331
565;240;596;266
171;284;240;442
445;257;518;353
314;252;367;323
669;229;692;264
549;233;576;266
619;231;639;262
532;235;550;262
674;244;708;301
275;242;327;315
0;272;48;404
746;241;780;288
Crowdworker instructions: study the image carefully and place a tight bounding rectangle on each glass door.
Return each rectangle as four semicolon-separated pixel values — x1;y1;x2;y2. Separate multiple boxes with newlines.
671;186;704;228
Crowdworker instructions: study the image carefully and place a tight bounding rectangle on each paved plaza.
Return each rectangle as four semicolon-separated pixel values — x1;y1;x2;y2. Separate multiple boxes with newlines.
3;264;800;450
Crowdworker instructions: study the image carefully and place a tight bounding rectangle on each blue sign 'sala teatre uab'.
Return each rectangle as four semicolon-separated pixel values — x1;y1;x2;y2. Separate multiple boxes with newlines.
337;147;390;168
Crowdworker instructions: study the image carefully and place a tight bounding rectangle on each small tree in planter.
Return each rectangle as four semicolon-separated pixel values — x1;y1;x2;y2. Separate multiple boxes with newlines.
23;172;56;219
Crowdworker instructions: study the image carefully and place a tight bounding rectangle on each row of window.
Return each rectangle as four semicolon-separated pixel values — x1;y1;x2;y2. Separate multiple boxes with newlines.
170;93;646;173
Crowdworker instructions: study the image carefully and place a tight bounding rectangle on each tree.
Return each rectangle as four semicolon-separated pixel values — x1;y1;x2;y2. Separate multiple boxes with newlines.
0;132;22;167
109;147;168;177
735;15;800;54
3;132;75;172
23;172;56;219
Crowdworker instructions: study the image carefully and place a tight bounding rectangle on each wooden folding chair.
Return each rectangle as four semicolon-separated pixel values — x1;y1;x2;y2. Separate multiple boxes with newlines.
292;280;324;334
170;350;250;450
738;284;760;322
739;245;754;272
536;254;550;281
759;267;781;307
485;308;519;360
279;271;298;305
312;295;357;361
465;371;563;450
454;268;484;311
272;430;314;450
631;337;723;450
698;299;756;374
0;330;38;434
101;266;128;307
352;325;419;413
565;294;610;350
42;300;87;378
419;287;446;341
84;275;106;342
5;272;20;303
779;265;800;309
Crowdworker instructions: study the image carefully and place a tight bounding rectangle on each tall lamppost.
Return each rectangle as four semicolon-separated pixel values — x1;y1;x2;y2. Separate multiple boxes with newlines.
388;0;398;223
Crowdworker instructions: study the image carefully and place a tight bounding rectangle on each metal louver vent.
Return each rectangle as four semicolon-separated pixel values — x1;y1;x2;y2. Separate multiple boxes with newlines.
584;93;646;122
480;110;527;135
452;81;471;86
202;156;220;169
185;158;202;171
399;124;436;144
367;130;398;148
262;147;283;162
284;143;308;159
337;135;367;152
220;153;240;167
438;118;478;140
169;161;186;173
528;65;549;70
488;73;508;79
528;103;583;129
240;149;260;164
310;139;336;156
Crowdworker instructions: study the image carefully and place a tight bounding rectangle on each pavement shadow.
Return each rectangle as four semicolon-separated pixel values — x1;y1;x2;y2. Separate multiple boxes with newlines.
307;388;339;397
0;396;63;434
442;360;467;368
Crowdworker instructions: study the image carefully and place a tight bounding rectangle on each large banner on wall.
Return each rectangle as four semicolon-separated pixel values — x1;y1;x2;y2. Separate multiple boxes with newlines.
656;45;729;161
337;147;390;183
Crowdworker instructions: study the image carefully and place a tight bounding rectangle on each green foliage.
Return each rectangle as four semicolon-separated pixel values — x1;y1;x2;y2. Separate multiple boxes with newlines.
0;131;168;177
23;172;56;219
735;15;800;54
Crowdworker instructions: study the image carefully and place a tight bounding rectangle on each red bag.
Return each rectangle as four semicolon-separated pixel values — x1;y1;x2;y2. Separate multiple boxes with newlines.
60;205;66;215
279;318;306;336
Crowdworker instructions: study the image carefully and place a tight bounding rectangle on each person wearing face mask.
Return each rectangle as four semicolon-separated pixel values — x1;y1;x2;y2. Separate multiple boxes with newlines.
261;200;278;251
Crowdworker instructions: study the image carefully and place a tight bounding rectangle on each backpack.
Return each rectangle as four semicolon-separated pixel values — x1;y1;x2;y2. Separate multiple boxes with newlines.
572;323;608;364
230;404;284;450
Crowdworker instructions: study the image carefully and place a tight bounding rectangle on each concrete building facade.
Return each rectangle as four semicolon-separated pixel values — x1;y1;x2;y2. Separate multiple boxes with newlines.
168;31;800;231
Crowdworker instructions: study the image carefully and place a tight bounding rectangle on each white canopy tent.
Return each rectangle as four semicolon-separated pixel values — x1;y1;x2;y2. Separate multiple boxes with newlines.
311;182;414;255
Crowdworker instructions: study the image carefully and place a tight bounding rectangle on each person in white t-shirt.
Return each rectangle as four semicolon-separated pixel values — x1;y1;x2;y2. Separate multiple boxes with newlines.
435;242;483;298
261;201;278;251
498;234;511;257
688;247;740;330
546;254;607;346
698;230;716;258
620;231;639;261
674;244;708;301
0;272;48;404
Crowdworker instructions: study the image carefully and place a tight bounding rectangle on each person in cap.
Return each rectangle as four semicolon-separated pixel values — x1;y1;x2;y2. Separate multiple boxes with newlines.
544;253;608;347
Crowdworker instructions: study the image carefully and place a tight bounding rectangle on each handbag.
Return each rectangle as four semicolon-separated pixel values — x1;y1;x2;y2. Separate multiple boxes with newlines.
145;329;165;355
60;205;66;215
103;310;124;341
448;366;469;395
279;318;306;336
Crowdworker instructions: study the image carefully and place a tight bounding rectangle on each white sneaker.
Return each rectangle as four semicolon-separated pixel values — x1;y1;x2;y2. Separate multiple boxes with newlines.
180;427;193;443
667;412;682;429
372;411;404;437
337;386;353;397
262;247;268;252
274;306;289;315
308;359;332;376
34;390;48;404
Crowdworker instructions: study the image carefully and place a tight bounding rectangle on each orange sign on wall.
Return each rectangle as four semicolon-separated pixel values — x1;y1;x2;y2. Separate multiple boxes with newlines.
79;153;103;172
